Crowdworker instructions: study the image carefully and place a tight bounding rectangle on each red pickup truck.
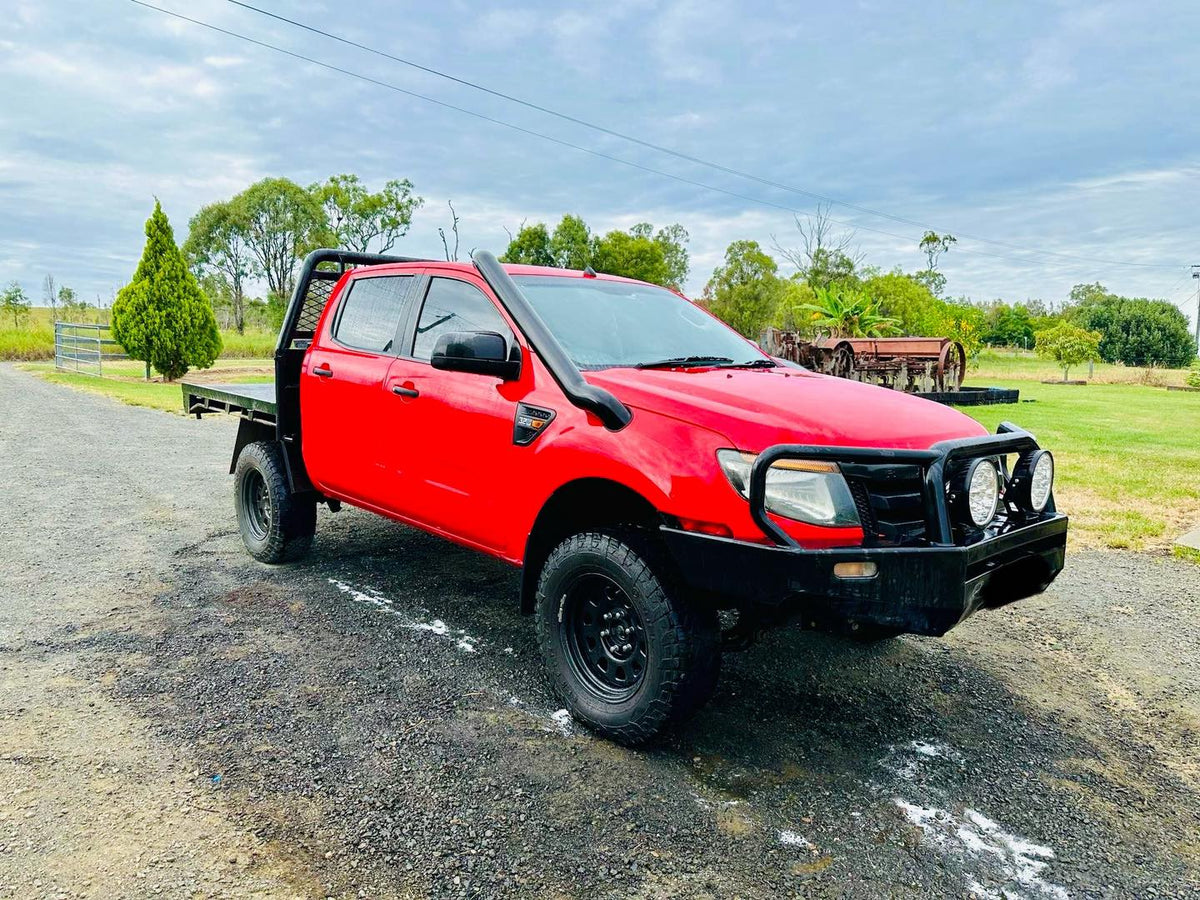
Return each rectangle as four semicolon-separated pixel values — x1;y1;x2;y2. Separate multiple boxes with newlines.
184;249;1067;743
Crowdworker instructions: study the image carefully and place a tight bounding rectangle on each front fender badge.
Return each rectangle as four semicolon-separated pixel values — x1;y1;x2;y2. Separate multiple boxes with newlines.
514;403;556;446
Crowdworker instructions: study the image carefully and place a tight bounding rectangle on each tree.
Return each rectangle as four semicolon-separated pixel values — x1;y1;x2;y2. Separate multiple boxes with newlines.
772;279;818;333
57;286;83;316
311;173;423;253
590;230;671;285
919;231;956;271
42;274;56;315
938;299;988;359
1035;322;1102;381
501;222;555;266
551;215;593;270
1;281;30;327
773;204;860;290
437;200;464;262
184;199;253;333
631;222;690;287
862;271;943;335
1069;287;1197;367
236;177;329;306
111;200;221;381
983;302;1036;348
799;286;900;338
702;240;783;338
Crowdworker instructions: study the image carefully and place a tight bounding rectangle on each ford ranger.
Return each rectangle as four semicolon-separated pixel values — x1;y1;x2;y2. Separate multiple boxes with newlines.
183;249;1067;744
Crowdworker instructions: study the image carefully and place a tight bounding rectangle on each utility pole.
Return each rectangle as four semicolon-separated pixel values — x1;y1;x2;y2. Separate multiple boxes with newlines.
1193;265;1200;351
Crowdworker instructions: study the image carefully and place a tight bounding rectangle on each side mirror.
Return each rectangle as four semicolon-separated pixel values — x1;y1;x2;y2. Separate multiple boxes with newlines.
430;331;521;380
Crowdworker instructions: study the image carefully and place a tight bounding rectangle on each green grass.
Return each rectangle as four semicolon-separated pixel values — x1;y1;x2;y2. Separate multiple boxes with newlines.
0;324;56;360
22;362;273;414
970;348;1190;387
960;379;1200;552
0;307;276;361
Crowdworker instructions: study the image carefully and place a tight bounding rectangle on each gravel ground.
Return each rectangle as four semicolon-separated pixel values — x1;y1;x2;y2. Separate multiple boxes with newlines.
1;361;1198;899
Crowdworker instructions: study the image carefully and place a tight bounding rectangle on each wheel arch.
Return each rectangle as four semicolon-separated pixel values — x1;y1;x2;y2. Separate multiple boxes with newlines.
520;477;663;614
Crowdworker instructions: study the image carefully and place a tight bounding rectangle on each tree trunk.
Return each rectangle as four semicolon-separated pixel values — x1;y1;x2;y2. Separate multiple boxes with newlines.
145;358;151;381
234;284;245;334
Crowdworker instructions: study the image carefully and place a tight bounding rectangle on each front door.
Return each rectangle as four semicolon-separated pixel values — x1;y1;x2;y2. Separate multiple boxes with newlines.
301;273;417;505
384;274;523;550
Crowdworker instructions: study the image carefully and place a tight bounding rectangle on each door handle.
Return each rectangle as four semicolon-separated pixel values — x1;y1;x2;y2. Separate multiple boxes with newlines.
313;364;333;378
391;384;419;398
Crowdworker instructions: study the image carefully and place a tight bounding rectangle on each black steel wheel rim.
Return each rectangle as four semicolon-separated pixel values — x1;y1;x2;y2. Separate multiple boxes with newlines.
242;469;271;540
561;572;648;702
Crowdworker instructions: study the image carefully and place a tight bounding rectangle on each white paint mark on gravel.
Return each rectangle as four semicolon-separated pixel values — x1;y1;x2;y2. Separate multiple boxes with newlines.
778;829;812;848
896;800;1069;900
548;709;574;735
883;738;961;779
328;579;480;653
691;792;744;812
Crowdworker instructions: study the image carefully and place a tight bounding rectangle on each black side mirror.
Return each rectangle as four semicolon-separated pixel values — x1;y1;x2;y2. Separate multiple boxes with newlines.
430;331;521;380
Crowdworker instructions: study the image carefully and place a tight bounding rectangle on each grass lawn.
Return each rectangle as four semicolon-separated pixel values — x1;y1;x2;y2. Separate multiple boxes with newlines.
1;307;276;361
21;360;273;414
959;376;1200;553
970;348;1192;387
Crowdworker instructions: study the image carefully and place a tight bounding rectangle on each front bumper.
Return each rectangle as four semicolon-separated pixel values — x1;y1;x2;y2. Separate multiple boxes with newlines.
662;422;1068;637
662;512;1066;636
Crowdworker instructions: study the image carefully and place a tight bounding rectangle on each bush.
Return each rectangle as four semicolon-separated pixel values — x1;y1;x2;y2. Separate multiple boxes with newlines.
112;200;222;380
1188;361;1200;389
1035;322;1102;381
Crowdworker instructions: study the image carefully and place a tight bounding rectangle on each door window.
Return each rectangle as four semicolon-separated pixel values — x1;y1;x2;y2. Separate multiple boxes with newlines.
412;278;510;360
332;275;413;353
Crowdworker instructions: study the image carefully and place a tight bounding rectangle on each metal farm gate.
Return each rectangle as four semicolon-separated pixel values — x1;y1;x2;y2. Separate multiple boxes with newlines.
54;322;127;375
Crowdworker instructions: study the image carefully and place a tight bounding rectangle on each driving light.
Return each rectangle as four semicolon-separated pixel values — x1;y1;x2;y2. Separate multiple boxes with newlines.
1009;449;1054;513
716;450;860;528
962;458;1001;527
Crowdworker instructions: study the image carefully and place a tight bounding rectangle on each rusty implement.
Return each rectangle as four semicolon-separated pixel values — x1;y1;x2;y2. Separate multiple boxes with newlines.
765;330;968;393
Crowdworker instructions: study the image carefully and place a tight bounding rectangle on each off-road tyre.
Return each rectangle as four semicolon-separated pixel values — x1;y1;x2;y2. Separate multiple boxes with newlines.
534;528;720;744
233;440;316;564
845;622;904;643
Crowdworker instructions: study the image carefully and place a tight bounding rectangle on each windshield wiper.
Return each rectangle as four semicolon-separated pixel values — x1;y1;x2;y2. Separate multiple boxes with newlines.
726;359;777;368
635;356;734;370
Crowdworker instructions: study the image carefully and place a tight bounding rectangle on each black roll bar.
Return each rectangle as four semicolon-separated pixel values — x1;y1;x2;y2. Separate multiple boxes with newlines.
748;422;1048;548
275;248;429;353
472;250;633;431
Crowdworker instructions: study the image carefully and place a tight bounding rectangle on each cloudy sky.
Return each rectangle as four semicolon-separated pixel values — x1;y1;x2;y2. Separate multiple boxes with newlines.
2;0;1198;328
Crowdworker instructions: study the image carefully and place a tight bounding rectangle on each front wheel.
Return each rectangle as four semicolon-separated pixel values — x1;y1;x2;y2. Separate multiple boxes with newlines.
534;530;720;744
233;441;316;563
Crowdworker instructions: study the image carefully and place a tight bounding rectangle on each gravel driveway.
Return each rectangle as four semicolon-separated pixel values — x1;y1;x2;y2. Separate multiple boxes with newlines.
1;362;1197;899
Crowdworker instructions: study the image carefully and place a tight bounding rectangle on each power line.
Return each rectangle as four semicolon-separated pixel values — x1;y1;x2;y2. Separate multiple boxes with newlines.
224;0;1182;272
129;1;1181;280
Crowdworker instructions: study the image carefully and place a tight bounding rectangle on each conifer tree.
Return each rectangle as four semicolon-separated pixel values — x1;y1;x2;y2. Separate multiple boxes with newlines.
112;200;221;380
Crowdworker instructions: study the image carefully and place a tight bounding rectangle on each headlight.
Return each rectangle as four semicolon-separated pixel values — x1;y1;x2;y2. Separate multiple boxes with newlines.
1010;449;1054;512
716;450;861;527
961;458;1001;527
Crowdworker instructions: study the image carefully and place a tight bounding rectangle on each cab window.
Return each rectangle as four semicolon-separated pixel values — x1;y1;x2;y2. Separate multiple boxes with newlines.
412;278;510;360
332;275;413;353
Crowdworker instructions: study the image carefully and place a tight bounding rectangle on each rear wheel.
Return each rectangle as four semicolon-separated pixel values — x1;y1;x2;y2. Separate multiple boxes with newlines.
234;441;316;563
535;529;720;744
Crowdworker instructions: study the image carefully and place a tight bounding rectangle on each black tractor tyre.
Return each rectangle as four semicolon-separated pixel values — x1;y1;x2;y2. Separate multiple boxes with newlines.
534;529;720;744
233;440;316;564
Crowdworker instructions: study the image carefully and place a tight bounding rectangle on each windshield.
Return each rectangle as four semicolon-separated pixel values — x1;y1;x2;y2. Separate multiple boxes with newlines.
512;275;769;370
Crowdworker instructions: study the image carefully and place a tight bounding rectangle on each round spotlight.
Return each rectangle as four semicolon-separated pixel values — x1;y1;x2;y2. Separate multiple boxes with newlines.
965;458;1001;527
1011;449;1054;513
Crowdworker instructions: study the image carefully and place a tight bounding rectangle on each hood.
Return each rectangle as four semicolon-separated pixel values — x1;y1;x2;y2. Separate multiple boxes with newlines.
585;365;987;452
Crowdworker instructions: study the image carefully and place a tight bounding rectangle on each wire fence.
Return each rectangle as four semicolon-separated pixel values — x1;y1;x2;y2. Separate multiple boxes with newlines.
54;322;127;376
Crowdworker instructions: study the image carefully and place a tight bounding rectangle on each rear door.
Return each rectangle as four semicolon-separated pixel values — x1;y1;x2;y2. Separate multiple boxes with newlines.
301;272;419;504
383;273;523;550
